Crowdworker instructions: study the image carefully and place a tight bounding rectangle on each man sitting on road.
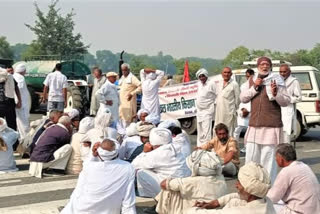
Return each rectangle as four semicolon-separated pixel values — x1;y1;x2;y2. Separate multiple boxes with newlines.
29;116;72;178
267;144;320;214
61;138;136;214
132;127;191;198
156;150;227;214
187;162;276;214
197;123;240;176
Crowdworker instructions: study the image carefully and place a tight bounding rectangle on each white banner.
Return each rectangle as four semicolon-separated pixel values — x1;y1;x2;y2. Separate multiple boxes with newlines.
159;80;198;120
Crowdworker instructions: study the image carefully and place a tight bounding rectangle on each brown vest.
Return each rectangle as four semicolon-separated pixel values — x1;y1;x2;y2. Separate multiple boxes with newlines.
249;78;283;128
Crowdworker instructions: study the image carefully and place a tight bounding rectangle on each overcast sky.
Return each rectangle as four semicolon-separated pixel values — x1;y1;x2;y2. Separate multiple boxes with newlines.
1;0;319;59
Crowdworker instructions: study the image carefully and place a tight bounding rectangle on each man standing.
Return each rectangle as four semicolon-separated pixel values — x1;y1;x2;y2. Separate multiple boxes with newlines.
215;67;240;136
279;64;302;143
90;67;106;116
96;72;119;127
240;57;290;183
195;68;216;146
42;63;68;112
0;67;21;131
267;144;320;214
140;68;165;118
13;63;30;140
198;123;240;176
119;63;141;128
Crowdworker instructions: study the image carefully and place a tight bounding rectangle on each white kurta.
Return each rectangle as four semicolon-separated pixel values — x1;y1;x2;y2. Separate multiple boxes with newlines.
186;193;276;214
62;159;136;214
90;76;106;115
140;70;164;117
13;73;30;139
0;127;19;173
281;75;302;141
196;79;217;146
96;80;120;123
214;79;240;135
118;135;142;160
132;143;191;197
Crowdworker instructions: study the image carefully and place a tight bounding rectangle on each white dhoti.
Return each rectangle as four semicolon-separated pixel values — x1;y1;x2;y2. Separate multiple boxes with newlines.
29;144;72;178
233;125;246;143
245;143;277;184
136;169;161;198
197;119;212;147
16;106;30;140
222;162;237;176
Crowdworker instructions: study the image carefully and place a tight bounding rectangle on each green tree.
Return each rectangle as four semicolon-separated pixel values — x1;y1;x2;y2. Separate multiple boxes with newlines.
0;36;13;59
10;43;29;61
223;46;250;69
174;59;201;80
24;0;88;57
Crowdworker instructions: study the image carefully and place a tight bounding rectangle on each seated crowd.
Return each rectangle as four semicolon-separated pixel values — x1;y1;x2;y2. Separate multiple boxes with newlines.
0;106;319;214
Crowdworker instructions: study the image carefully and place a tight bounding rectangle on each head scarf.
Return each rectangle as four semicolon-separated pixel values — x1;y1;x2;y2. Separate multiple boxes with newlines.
196;68;209;79
66;109;80;121
0;118;8;132
97;138;119;161
137;109;150;120
106;72;118;77
149;127;172;146
94;108;112;130
186;150;222;177
78;117;94;134
238;162;271;198
136;123;154;137
126;123;138;137
158;119;181;129
15;63;27;73
257;57;272;66
145;114;160;125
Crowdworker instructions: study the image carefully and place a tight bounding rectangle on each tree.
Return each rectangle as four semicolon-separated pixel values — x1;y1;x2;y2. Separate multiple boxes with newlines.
0;36;13;59
174;59;201;80
10;43;29;61
223;46;250;69
24;0;88;57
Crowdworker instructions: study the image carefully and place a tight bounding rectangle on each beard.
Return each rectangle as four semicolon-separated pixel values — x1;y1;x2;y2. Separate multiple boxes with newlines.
220;138;228;144
258;68;270;77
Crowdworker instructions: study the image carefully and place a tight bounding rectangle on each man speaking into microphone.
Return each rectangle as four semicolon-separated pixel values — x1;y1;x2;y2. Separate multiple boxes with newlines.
240;57;290;184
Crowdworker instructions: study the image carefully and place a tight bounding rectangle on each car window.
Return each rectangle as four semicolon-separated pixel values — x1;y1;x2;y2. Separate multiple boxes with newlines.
314;72;320;89
292;72;313;90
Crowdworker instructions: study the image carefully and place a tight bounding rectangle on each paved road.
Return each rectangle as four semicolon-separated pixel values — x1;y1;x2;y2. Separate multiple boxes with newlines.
0;114;318;213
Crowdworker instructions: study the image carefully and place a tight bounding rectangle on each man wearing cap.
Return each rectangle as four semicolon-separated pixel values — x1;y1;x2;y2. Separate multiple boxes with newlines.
96;71;119;127
119;63;141;128
240;57;290;183
215;67;240;137
279;64;302;143
195;68;217;146
187;162;276;214
156;150;227;214
132;127;191;198
13;63;30;140
61;138;136;214
140;68;165;118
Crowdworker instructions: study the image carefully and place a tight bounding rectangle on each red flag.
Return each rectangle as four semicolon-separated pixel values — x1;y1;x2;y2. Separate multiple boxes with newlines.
183;60;190;82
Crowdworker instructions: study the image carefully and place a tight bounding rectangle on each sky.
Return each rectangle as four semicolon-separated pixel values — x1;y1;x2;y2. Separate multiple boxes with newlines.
0;0;320;59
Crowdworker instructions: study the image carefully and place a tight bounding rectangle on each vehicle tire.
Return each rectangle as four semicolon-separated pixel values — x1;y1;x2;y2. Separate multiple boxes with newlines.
65;85;83;113
291;118;303;141
179;117;197;135
27;87;39;112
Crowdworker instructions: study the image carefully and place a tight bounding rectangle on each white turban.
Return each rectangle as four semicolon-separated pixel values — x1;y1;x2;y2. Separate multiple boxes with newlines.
238;162;271;198
145;114;160;125
136;123;154;137
94;108;112;130
126;123;138;137
196;68;208;79
158;119;181;129
15;63;27;73
97;138;119;161
186;150;222;177
78;117;94;134
149;127;172;146
137;109;150;120
66;109;80;120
